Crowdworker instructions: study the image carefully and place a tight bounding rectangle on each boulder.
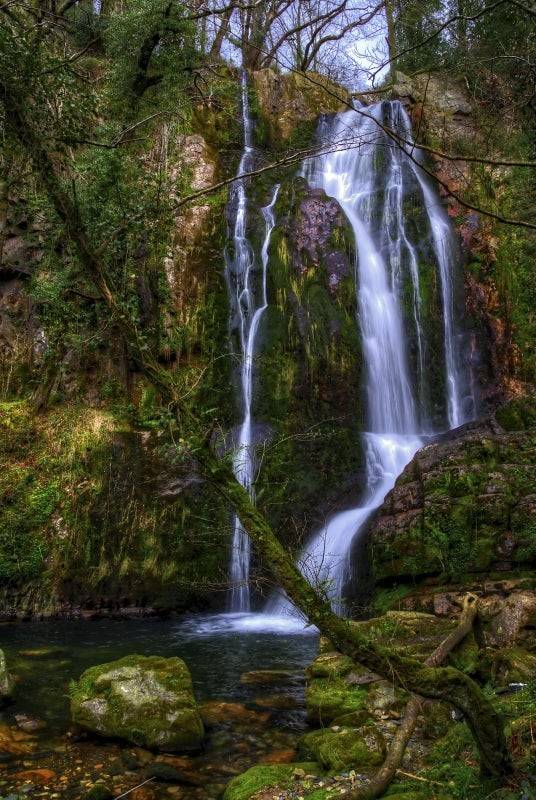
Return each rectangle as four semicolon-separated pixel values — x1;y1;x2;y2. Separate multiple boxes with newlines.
0;650;12;702
298;724;385;772
70;655;204;752
369;409;536;583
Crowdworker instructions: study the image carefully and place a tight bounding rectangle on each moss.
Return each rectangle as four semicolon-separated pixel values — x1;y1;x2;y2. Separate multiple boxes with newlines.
373;585;413;614
70;655;204;751
306;676;368;724
298;725;385;772
496;397;536;432
223;763;322;800
0;401;229;611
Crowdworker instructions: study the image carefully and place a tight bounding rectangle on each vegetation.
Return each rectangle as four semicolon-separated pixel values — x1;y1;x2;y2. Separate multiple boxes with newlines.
1;1;536;799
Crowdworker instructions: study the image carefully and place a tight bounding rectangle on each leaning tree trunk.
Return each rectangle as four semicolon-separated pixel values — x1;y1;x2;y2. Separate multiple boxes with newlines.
1;77;512;781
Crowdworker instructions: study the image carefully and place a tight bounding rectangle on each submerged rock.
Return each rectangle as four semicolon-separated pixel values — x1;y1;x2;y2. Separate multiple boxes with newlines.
199;701;270;727
0;650;13;702
240;669;303;686
70;655;204;752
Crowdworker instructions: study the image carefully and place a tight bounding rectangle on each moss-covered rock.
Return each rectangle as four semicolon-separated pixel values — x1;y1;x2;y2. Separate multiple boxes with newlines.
306;676;368;725
0;401;231;615
223;763;322;800
0;650;13;702
252;69;350;145
490;646;536;686
70;655;204;752
298;724;385;772
369;411;536;584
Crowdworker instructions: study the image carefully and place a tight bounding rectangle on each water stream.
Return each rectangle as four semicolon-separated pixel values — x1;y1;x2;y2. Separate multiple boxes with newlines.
226;73;281;612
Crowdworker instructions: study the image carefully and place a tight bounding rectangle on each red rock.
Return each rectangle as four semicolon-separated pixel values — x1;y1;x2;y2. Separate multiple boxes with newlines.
199;701;270;726
260;749;297;764
14;768;56;784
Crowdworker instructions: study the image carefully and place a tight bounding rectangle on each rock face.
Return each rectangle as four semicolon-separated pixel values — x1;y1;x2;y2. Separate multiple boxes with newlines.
70;655;204;752
0;650;12;702
252;70;350;144
369;400;536;583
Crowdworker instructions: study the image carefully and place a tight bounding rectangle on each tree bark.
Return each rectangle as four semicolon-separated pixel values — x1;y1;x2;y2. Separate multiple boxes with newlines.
1;78;512;781
384;0;397;78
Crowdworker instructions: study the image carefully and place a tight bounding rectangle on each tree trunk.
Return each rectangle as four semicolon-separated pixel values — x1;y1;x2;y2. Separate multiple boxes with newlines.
210;7;233;58
384;0;397;78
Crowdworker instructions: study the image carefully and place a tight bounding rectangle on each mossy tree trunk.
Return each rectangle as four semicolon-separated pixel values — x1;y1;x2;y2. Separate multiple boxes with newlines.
1;77;512;781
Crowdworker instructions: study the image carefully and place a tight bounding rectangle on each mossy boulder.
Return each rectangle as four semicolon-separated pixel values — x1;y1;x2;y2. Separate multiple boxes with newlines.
298;724;385;772
306;676;368;725
223;763;322;800
369;413;536;583
70;655;204;752
0;650;13;702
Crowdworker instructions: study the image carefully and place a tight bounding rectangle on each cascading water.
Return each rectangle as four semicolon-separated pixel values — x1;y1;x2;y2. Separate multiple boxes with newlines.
396;103;467;429
271;100;472;615
225;75;281;612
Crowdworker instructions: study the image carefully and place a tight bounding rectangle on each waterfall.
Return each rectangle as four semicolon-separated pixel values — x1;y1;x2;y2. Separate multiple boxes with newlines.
225;74;281;612
395;104;467;429
271;100;471;615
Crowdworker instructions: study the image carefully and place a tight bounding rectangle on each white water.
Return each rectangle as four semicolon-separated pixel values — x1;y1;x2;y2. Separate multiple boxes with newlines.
226;75;282;612
270;101;469;616
395;103;466;428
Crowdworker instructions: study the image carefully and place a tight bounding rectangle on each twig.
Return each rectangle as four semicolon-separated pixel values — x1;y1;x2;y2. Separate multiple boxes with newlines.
113;777;155;800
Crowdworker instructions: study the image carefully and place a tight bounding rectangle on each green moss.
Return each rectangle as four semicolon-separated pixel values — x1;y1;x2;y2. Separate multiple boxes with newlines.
496;397;536;431
373;585;413;614
70;655;204;751
223;763;322;800
0;401;229;610
306;676;367;724
298;725;385;772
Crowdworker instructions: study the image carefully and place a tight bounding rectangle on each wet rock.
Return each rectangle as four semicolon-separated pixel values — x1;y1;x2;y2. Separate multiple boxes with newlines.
13;768;56;785
14;714;46;733
86;784;114;800
147;763;192;784
151;756;203;786
0;722;35;755
259;749;297;764
18;647;70;659
70;655;204;752
298;724;385;772
239;670;303;686
253;694;300;710
199;701;270;727
0;650;13;702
